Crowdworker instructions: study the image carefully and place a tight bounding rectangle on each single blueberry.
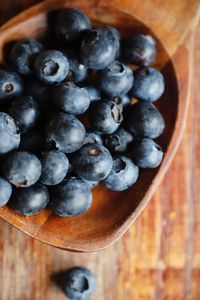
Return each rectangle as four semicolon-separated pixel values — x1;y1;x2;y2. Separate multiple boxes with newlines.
46;113;86;153
9;95;40;133
130;138;163;168
104;127;133;153
3;151;42;187
19;129;45;153
84;85;101;102
53;81;90;115
97;61;134;97
104;156;139;191
50;177;92;217
0;112;20;155
0;176;12;206
130;67;165;102
40;150;69;186
89;100;123;134
64;267;96;300
83;131;103;145
0;69;24;102
72;143;113;181
10;39;44;75
9;183;49;216
81;27;119;70
34;50;69;84
26;77;51;109
55;8;91;45
122;34;156;66
126;102;165;138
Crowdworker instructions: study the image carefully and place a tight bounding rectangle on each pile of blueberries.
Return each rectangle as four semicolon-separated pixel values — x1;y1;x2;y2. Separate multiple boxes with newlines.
0;8;165;217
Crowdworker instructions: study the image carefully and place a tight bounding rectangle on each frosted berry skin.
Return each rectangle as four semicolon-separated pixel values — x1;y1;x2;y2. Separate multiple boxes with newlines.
130;138;163;168
0;112;20;155
10;39;44;75
0;177;12;206
55;8;91;45
130;67;165;102
81;27;119;70
50;177;92;217
103;156;139;191
97;61;134;97
9;183;49;216
72;143;113;181
34;50;69;84
3;151;42;188
126;102;165;138
84;85;101;102
122;34;156;66
63;267;96;300
0;69;24;102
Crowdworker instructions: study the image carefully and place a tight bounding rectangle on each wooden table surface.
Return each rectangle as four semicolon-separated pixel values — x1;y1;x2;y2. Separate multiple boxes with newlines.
0;1;200;299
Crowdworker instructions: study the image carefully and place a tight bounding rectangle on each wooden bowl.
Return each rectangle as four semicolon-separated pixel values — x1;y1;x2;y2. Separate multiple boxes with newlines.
0;0;198;252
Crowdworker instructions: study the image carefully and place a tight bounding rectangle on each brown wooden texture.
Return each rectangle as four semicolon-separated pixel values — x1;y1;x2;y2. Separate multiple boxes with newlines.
0;0;200;299
0;0;198;252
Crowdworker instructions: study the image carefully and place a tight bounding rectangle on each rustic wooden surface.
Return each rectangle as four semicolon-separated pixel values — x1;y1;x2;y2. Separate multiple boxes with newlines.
0;1;200;299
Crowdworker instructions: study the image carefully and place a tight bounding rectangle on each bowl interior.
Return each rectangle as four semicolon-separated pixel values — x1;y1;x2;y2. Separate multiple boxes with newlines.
0;4;178;250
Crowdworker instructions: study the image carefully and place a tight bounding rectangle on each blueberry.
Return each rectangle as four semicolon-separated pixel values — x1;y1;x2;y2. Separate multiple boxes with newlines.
9;183;49;216
89;101;123;134
19;129;45;152
104;156;139;191
72;143;113;181
10;39;44;75
84;85;101;102
0;112;20;154
50;177;92;216
0;177;12;206
97;61;134;97
64;267;96;300
130;67;165;102
104;127;133;153
82;179;99;189
126;102;165;138
0;69;24;102
84;131;103;145
108;26;121;59
46;113;86;153
111;95;130;107
61;48;89;83
81;27;119;70
122;34;156;66
26;77;51;109
9;95;40;133
55;8;91;45
40;150;69;186
130;138;163;168
3;151;42;187
53;81;90;115
34;50;69;84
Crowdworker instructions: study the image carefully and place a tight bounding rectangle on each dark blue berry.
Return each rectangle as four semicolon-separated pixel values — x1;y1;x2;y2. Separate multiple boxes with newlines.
72;143;113;181
46;113;86;153
9;95;40;133
53;81;90;115
0;112;20;154
26;77;51;109
130;138;163;168
10;183;49;216
81;27;119;70
34;50;69;84
3;151;42;187
50;177;92;216
0;176;12;206
126;102;165;138
84;85;101;102
122;34;156;66
55;8;91;45
64;267;96;300
84;131;103;145
104;156;139;191
0;69;23;102
104;127;133;153
108;26;121;58
97;61;134;97
10;39;44;75
130;67;165;102
40;150;69;186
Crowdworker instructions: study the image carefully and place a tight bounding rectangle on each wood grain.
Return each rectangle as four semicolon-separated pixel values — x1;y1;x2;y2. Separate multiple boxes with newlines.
0;0;200;299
